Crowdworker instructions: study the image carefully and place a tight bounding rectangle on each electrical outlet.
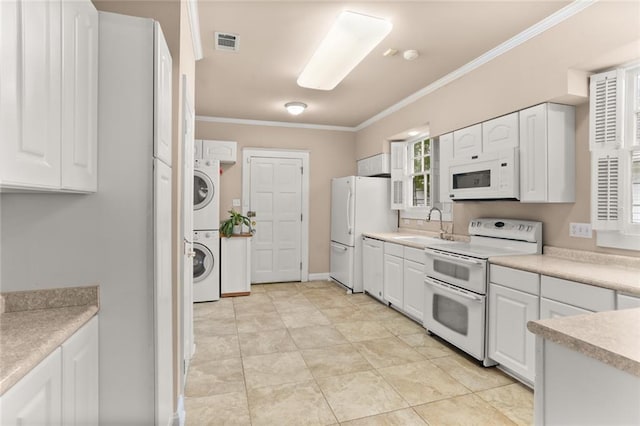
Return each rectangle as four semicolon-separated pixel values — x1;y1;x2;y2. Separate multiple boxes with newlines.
232;198;241;207
570;222;592;238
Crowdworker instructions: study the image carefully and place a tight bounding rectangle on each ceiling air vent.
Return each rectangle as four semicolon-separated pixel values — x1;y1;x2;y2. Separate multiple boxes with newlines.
215;32;239;52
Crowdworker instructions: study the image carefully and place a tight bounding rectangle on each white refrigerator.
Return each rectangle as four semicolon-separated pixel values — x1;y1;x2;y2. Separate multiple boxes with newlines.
330;176;397;293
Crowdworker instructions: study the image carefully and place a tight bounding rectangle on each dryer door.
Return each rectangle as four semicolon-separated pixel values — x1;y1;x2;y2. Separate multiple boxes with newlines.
194;169;214;211
193;242;213;283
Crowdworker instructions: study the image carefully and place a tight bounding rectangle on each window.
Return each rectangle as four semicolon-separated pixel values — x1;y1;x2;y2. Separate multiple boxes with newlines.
590;64;640;250
409;138;431;208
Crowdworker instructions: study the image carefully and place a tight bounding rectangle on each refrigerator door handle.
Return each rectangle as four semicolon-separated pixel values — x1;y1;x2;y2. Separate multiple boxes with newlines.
347;188;353;235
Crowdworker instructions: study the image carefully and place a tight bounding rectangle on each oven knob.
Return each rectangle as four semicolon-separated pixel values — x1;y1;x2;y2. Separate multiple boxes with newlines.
519;224;524;231
495;221;504;228
527;225;532;231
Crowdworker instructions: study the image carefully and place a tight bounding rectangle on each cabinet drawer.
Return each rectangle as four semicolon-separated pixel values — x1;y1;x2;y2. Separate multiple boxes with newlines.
404;246;425;264
363;237;383;249
490;265;539;295
617;293;640;310
541;275;615;312
384;242;404;257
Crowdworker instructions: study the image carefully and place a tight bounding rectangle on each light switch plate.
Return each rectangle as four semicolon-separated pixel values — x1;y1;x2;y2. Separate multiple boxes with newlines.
570;222;592;238
232;198;241;207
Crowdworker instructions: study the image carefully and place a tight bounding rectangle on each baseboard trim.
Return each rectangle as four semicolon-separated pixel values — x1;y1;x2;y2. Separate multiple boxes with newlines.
172;395;185;426
308;272;330;281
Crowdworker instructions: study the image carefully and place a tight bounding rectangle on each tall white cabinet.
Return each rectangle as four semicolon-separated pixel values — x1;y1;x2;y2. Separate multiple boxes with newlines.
0;0;98;192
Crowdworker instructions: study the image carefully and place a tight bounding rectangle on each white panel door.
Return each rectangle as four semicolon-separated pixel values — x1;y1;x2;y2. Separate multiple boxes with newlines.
250;157;302;283
61;0;98;192
154;23;172;166
0;0;61;189
61;316;99;426
153;159;173;426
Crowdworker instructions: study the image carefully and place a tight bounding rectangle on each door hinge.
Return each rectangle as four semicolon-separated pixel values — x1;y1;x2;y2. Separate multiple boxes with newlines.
300;213;303;221
300;262;302;270
300;166;303;175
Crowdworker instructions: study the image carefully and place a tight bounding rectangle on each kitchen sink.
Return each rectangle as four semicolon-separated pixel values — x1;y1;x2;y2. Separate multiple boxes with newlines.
391;235;443;246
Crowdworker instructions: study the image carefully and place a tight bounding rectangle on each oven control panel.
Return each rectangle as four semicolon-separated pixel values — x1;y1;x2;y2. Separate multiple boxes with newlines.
468;218;542;243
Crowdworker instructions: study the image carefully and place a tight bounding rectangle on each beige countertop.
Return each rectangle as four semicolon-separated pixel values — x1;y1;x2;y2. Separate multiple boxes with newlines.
362;230;467;249
489;246;640;296
528;308;640;377
0;286;99;396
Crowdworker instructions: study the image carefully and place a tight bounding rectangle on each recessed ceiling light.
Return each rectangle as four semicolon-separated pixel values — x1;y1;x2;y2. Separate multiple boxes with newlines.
297;11;392;91
403;50;419;61
285;102;307;115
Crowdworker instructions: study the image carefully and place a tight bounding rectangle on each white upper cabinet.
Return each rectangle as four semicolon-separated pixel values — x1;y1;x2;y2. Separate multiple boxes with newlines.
154;22;172;166
482;112;519;153
452;124;481;160
438;133;453;203
357;153;389;177
0;0;98;192
202;140;238;164
519;103;575;203
61;0;98;191
0;0;62;190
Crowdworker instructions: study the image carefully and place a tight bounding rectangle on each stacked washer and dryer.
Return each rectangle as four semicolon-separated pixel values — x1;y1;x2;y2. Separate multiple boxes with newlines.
193;140;221;302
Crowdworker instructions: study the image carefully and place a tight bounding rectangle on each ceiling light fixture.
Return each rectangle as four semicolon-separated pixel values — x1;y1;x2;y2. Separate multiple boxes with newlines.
407;130;420;137
285;102;307;115
403;50;419;61
297;11;392;91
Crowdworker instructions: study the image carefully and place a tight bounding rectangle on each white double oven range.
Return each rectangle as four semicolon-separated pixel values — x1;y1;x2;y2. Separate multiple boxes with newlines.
423;218;542;366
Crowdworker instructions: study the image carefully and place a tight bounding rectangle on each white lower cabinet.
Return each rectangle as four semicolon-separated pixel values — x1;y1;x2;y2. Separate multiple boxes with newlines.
61;316;99;425
540;275;614;319
0;316;98;426
383;251;403;309
402;249;425;321
362;237;384;301
221;236;252;295
0;349;62;426
488;265;540;385
539;298;591;319
617;293;640;309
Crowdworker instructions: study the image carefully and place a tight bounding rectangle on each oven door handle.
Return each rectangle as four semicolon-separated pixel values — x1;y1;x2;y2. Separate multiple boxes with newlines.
426;249;483;266
425;277;483;302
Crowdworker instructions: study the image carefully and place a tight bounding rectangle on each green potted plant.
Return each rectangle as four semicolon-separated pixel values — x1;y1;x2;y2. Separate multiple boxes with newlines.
220;209;255;237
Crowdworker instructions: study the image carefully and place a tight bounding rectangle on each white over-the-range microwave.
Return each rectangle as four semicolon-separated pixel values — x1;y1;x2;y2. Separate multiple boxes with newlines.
448;147;519;201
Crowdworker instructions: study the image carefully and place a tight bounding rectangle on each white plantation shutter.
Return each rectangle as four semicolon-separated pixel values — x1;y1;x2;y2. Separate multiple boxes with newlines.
589;70;624;151
591;151;621;230
390;141;407;210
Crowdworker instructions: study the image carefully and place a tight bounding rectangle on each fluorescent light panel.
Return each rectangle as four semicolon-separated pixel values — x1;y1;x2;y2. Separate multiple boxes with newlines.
297;11;392;91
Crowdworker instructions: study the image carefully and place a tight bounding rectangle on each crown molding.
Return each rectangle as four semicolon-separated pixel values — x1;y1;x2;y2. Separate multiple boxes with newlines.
195;115;356;132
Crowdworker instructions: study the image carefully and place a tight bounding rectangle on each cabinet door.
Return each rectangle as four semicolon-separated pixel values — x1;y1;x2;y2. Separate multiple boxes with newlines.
362;238;384;301
403;259;424;321
519;104;547;202
62;317;99;425
154;22;172;166
539;298;591;319
61;0;98;192
482;112;519;153
383;253;403;308
222;237;252;294
0;0;61;189
0;348;62;425
617;293;640;310
488;283;538;384
452;124;481;159
438;133;453;202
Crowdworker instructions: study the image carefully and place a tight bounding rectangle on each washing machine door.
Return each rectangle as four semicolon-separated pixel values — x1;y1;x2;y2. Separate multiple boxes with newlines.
194;169;215;211
193;242;214;282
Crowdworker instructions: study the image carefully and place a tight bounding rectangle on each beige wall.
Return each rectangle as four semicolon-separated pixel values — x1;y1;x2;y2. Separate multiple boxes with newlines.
356;1;640;257
195;121;356;273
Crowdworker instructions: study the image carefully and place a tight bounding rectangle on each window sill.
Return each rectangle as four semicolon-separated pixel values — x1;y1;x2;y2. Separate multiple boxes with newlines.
596;231;640;251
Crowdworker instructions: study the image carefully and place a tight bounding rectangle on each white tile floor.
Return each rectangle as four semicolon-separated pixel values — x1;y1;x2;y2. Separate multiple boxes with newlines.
185;281;533;425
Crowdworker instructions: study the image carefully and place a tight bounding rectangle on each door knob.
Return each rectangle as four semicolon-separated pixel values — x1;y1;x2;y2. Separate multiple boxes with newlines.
247;211;256;217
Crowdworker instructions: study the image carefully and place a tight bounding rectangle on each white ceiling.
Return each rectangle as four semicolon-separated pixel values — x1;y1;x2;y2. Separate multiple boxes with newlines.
195;1;573;128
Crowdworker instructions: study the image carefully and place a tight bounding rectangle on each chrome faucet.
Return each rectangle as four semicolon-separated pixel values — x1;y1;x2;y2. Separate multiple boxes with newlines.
427;207;447;239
